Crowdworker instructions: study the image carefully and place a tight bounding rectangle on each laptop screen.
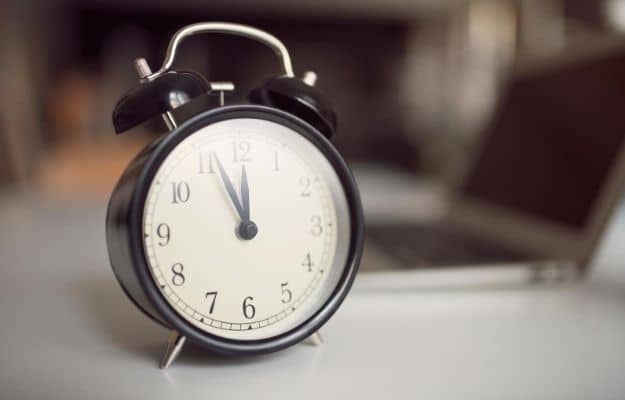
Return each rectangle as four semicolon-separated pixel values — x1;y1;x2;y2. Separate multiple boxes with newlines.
461;48;625;229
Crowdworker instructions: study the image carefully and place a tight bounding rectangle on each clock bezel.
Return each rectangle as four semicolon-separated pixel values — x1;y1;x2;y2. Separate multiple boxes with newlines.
126;104;363;355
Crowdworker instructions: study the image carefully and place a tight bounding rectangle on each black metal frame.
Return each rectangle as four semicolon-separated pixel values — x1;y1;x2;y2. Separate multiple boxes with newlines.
106;104;364;355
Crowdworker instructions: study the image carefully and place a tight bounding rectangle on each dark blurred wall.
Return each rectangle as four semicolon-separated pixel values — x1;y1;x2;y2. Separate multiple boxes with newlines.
49;4;419;168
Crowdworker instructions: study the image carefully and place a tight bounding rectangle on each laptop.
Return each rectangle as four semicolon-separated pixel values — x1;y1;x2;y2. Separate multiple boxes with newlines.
363;40;625;286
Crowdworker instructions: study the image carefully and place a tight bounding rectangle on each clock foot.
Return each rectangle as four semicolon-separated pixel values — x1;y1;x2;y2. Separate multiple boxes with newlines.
159;330;186;369
305;331;323;346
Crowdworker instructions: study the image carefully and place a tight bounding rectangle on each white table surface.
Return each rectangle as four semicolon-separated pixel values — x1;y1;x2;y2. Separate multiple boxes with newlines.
3;194;625;400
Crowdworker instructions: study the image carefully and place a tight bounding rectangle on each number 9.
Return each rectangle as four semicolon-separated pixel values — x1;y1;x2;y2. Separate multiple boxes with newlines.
157;223;170;246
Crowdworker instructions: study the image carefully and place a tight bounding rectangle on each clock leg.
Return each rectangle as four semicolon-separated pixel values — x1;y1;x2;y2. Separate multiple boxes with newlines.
159;330;186;369
305;331;323;346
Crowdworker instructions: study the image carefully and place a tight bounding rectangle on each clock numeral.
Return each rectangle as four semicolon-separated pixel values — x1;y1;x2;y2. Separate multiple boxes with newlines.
232;141;251;163
311;215;323;236
156;223;170;246
198;152;216;174
242;296;256;319
299;176;312;197
280;282;292;303
171;263;185;286
205;291;218;314
301;252;314;272
273;151;280;171
171;181;190;204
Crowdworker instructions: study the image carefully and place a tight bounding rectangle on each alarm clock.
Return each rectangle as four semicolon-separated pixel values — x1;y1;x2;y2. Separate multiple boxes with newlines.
106;22;364;368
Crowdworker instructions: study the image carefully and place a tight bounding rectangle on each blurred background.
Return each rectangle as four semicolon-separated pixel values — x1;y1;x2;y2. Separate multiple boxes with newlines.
7;2;625;396
6;0;625;399
2;0;621;189
3;0;625;274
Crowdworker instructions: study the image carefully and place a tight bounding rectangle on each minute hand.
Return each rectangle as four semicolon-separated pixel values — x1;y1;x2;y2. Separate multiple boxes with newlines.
214;155;244;220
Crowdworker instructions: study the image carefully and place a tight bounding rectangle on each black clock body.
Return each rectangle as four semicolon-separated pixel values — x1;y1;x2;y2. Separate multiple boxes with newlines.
106;104;364;356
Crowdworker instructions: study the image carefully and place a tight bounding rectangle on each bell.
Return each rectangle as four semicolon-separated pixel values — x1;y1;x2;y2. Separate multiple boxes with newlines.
249;75;337;139
112;70;210;133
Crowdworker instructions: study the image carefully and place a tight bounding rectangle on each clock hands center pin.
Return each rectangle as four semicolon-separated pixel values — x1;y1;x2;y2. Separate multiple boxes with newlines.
214;154;258;240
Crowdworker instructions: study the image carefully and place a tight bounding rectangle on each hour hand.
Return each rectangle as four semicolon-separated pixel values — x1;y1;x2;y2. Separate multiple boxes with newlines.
237;164;258;240
240;164;250;221
214;154;244;219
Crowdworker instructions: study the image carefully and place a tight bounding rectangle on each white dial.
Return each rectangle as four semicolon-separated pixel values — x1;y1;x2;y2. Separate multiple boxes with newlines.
143;117;351;340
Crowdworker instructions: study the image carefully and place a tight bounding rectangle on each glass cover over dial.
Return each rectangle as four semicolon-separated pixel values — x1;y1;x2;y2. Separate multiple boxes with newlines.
143;117;351;340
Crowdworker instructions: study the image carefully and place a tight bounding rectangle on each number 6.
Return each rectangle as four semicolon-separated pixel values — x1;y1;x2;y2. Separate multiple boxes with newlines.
242;296;256;319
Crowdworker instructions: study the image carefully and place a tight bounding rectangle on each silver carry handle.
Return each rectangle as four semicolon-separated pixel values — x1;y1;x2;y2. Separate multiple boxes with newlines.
146;22;294;80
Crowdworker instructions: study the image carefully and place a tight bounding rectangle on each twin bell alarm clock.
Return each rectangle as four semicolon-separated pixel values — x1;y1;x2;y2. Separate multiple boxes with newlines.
106;22;364;368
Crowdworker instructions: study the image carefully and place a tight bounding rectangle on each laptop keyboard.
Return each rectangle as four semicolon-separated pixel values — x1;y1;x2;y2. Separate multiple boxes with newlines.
366;223;531;267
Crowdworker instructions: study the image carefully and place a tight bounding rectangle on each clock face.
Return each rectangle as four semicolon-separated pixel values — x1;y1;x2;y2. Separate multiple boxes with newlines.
142;117;351;341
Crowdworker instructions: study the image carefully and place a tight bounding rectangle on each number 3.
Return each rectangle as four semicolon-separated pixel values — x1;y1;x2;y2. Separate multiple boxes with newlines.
311;215;323;236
